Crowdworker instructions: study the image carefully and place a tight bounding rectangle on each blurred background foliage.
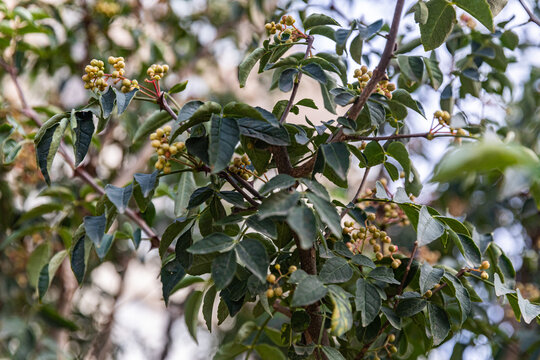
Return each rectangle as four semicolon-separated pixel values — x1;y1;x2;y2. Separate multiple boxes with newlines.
1;0;540;359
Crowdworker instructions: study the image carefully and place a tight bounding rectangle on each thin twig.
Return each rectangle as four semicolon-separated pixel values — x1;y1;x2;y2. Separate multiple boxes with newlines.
279;35;314;124
518;0;540;27
395;241;418;298
227;169;264;200
219;171;260;207
340;167;370;220
272;299;292;317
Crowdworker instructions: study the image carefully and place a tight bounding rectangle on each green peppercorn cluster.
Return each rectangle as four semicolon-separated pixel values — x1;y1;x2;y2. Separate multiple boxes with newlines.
82;59;106;91
353;65;396;99
108;56;126;79
228;155;253;180
147;64;169;81
434;110;451;125
149;125;185;174
264;15;302;44
265;264;297;299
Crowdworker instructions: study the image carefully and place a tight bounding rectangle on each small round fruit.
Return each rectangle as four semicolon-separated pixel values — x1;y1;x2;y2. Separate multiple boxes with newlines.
424;290;433;298
391;260;400;269
151;140;161;148
376;252;384;261
481;260;490;270
388;245;397;252
481;271;489;280
274;287;283;297
156;128;164;137
267;274;276;283
266;289;275;298
288;265;297;273
388;334;396;342
274;264;281;270
163;125;172;134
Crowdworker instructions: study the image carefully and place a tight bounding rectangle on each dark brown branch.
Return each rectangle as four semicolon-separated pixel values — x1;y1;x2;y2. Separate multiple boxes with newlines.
329;0;406;143
227;169;263;200
396;241;418;298
1;60;162;248
279;35;314;124
343;132;476;142
219;171;260;207
518;0;540;27
272;299;292;317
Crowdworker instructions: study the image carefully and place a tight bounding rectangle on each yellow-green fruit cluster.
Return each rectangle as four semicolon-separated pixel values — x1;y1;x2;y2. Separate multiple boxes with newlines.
264;21;281;34
108;56;126;79
344;219;400;265
434;110;451;125
147;64;169;81
265;15;299;42
228;155;252;180
94;0;120;17
353;65;396;99
149;125;185;174
121;78;139;93
82;59;107;91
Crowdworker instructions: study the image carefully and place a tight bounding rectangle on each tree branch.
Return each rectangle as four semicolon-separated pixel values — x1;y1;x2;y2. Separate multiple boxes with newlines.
2;60;162;249
395;241;418;298
518;0;540;27
219;171;260;207
329;0;406;143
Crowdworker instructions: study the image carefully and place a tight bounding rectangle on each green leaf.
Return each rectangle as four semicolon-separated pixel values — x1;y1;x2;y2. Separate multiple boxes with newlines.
235;238;269;282
71;111;94;166
259;191;300;219
38;250;67;299
70;234;91;284
161;220;193;259
355;278;382;327
169;80;188;94
454;0;494;31
203;285;217;331
187;233;235;254
300;63;327;84
291;275;328;307
363;141;385;167
500;30;519;50
320;257;353;283
328;285;353;336
132;110;172;145
320;143;350;181
255;344;286;360
309;25;337;41
381;307;401;330
178;100;204;122
174;171;196;216
296;98;318;109
303;13;340;29
239;47;266;87
161;258;186;305
279;68;298;92
432;140;539;182
350;35;363;65
396;297;427;317
487;0;508;16
427;303;450;345
419;262;444;294
434;216;470;236
387;141;411;176
113;88;138;115
306;192;341;238
351;254;376;268
208;115;239;173
236;118;290;146
27;242;50;288
259;174;296;195
449;231;481;267
83;215;106;248
185;290;204;342
134;171;158;198
171;101;222;141
246;214;277;239
321;346;347;360
443;273;471;325
419;0;456;51
493;273;515;296
287;203;317;250
34;114;69;184
414;1;429;24
368;267;400;284
291;309;311;332
391;89;425;117
212;251;237;290
301;178;330;201
95;234;114;260
99;86;116;120
105;183;133;214
417;206;444;246
188;187;214;209
517;288;540;324
223;102;267;122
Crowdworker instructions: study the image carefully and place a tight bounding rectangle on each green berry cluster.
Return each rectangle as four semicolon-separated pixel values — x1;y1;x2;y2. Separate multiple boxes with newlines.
94;0;120;17
108;56;126;79
434;110;451;125
344;214;401;268
266;264;297;299
264;15;302;43
228;155;253;180
147;64;169;81
120;78;139;93
149;125;185;174
353;65;396;99
82;59;106;91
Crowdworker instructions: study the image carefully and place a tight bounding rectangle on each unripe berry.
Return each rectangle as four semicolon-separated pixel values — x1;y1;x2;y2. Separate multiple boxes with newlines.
289;265;297;273
424;290;433;298
122;78;131;87
267;274;276;283
266;289;274;298
108;56;115;64
161;143;170;151
481;271;489;280
155;161;164;170
163;125;172;134
481;260;490;270
151;140;161;148
388;245;397;252
367;213;376;221
390;345;398;353
383;236;391;244
285;15;295;25
434;110;443;118
391;260;400;269
274;264;281;270
376;252;384;261
373;244;381;252
388;334;396;342
157;149;165;156
150;133;158;140
156;128;164;137
265;23;273;30
360;65;368;74
387;83;396;91
275;287;283;296
163;166;171;174
112;71;119;78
